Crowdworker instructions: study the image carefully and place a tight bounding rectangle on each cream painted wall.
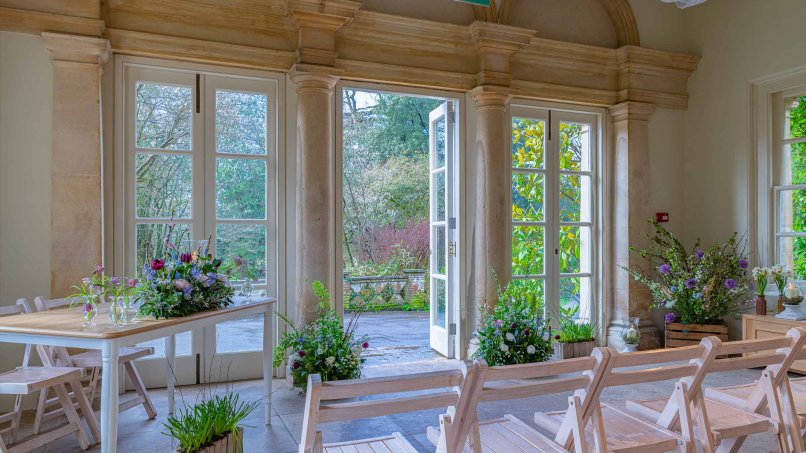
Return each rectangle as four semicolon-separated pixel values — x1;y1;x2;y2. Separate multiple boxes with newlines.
0;31;52;307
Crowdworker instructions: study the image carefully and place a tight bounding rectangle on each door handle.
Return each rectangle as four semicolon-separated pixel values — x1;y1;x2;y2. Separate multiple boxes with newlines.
448;241;456;257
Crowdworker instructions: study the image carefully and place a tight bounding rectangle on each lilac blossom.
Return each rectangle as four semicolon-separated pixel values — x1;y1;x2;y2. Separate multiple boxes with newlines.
724;278;738;290
738;259;749;269
684;278;697;289
664;312;677;324
695;249;704;259
658;263;671;274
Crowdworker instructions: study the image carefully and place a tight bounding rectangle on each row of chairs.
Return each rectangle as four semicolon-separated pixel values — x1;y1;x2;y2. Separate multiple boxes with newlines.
0;297;156;452
300;327;806;453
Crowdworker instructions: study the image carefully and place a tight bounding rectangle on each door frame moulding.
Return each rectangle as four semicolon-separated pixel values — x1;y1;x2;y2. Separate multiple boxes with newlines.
334;80;467;359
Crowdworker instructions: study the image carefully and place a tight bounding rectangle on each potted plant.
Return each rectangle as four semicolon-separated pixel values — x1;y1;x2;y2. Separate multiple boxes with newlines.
552;305;595;359
274;281;368;391
625;220;752;347
163;392;259;453
473;281;553;366
751;266;769;315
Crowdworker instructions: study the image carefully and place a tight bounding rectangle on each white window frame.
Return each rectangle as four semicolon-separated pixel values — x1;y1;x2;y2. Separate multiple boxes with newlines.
509;101;606;335
751;65;806;284
112;56;285;386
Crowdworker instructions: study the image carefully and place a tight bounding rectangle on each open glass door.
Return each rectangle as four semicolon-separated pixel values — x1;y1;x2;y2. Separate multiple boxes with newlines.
429;102;456;357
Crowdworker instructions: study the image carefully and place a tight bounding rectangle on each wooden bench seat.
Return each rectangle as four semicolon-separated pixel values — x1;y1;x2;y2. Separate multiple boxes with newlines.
323;433;418;453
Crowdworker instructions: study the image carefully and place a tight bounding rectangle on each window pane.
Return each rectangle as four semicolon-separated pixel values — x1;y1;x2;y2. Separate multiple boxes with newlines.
512;225;544;276
216;158;266;220
512;118;545;169
136;153;192;219
779;189;806;233
135;82;192;151
784;142;806;185
216;90;267;155
216;224;267;284
508;278;545;314
137;332;192;357
512;172;544;221
560;174;592;222
434;170;445;221
559;122;590;172
779;236;806;278
135;223;192;272
434;278;446;328
217;312;265;354
787;96;806;139
434;225;446;275
561;277;592;320
435;116;446;168
560;226;592;274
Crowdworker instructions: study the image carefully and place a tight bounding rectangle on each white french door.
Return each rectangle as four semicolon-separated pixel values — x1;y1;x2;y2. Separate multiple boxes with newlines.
428;102;458;357
121;63;278;387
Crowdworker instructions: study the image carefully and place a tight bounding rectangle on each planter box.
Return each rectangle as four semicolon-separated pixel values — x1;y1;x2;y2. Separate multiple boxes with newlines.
665;323;728;348
177;427;243;453
553;340;595;360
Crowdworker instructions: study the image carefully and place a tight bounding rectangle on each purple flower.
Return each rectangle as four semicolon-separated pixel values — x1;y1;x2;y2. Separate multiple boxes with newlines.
173;279;191;291
127;278;138;288
695;249;704;259
658;263;671;274
494;319;503;328
180;253;193;264
738;259;749;269
109;276;121;286
664;312;677;324
724;278;737;290
684;278;697;289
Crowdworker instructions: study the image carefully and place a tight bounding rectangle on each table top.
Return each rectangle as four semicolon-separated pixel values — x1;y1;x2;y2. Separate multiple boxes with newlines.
0;297;275;340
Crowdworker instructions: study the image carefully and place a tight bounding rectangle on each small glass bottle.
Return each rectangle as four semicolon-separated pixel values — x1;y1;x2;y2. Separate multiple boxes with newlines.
621;317;641;353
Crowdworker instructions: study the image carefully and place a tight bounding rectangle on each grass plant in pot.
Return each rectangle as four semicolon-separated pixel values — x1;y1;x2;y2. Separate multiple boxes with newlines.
552;305;595;359
164;392;259;453
625;220;752;348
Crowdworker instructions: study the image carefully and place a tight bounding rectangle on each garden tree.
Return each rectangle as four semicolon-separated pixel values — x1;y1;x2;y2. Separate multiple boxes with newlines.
342;90;440;273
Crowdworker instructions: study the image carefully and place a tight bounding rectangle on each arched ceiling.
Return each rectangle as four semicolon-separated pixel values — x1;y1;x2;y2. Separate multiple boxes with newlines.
361;0;640;48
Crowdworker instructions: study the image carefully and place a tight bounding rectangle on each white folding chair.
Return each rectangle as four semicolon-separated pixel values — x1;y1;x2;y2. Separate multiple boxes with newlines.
0;299;99;452
299;360;481;453
31;296;156;435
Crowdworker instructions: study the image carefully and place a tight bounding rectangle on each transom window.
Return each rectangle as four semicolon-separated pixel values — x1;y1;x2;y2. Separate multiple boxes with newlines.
510;106;599;323
774;93;806;276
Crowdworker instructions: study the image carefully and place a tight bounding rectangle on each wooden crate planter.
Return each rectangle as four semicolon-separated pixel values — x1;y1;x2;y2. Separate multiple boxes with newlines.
665;323;728;348
553;340;595;359
177;428;244;453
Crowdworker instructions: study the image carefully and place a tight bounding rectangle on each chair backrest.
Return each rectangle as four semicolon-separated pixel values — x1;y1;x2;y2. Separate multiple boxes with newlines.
478;347;611;452
299;361;480;453
1;300;35;368
33;296;81;312
32;296;86;367
710;328;806;413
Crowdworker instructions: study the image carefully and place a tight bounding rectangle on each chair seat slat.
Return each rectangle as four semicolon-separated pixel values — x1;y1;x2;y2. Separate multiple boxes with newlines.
319;369;463;401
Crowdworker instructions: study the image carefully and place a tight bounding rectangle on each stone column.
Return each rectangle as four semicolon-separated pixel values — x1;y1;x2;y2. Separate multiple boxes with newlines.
471;87;512;327
42;32;111;297
606;101;660;350
291;65;339;325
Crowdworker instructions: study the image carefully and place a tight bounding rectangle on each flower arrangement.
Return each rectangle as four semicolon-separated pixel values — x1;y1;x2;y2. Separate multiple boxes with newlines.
68;265;109;324
752;266;769;296
769;264;794;298
163;392;258;453
473;281;553;366
273;282;368;391
137;225;234;319
625;220;752;325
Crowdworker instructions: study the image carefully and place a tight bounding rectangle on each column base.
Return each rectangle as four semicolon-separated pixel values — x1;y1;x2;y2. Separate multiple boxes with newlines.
607;321;661;351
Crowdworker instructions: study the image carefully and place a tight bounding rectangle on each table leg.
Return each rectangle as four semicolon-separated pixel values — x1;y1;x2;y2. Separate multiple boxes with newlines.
263;307;273;425
101;339;120;453
166;334;176;415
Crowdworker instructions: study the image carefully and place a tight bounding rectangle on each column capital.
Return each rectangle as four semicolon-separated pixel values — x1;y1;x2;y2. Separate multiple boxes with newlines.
470;86;512;110
609;101;656;123
289;0;360;66
42;32;111;66
469;21;534;86
290;64;341;93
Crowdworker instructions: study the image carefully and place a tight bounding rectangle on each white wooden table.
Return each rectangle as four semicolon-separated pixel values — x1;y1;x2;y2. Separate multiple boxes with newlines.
0;297;276;453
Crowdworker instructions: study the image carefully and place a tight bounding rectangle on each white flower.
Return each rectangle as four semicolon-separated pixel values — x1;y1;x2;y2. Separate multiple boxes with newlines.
351;345;362;355
325;356;336;366
752;267;768;279
505;332;515;341
499;343;509;352
527;345;536;354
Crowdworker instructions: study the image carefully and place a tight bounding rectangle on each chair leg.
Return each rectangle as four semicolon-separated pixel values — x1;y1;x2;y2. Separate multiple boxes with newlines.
70;378;101;443
53;383;91;450
8;394;23;445
32;387;48;435
124;361;157;419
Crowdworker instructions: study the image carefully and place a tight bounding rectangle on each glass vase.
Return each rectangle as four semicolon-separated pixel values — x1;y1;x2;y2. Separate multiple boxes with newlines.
621;317;641;353
82;300;97;327
107;297;124;327
121;298;138;324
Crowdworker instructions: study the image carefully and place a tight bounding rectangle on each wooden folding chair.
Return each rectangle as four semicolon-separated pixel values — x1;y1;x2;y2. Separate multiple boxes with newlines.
426;348;612;453
30;296;156;435
299;360;481;453
538;339;722;453
628;331;806;453
0;299;99;452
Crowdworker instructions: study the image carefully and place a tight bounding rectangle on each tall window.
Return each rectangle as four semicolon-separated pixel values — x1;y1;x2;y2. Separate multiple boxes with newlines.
510;106;598;322
775;94;806;276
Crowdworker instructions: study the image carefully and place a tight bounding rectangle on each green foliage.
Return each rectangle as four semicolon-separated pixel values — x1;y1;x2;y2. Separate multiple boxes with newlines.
625;220;752;324
274;282;368;391
556;305;595;343
787;98;806;276
163;393;259;453
403;292;429;311
473;281;553;366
